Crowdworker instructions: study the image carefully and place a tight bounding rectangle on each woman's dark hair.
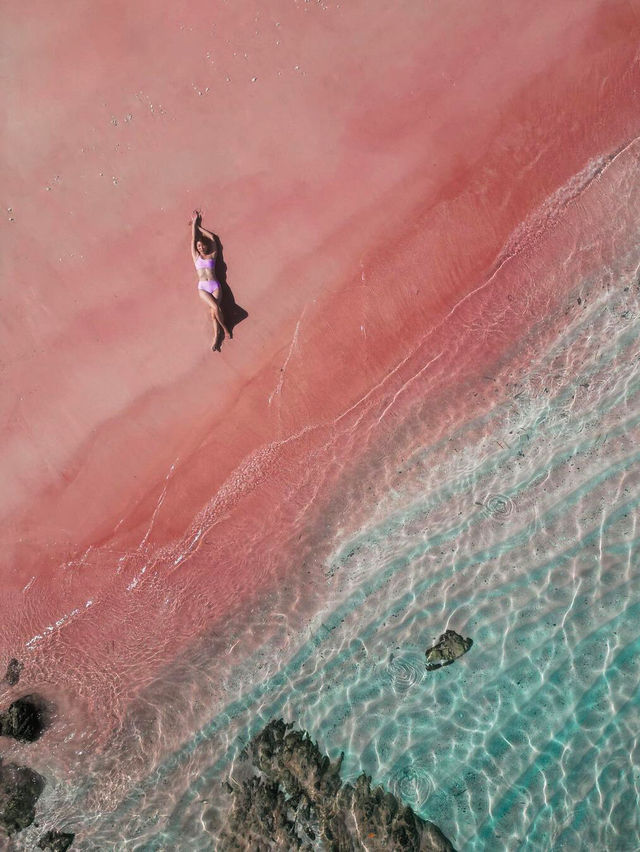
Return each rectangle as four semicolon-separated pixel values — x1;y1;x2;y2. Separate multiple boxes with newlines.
197;235;215;254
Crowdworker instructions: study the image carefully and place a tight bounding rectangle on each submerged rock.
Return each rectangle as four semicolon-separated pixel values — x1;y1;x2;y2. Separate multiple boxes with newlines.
37;829;76;850
0;695;46;742
3;658;23;686
250;718;343;805
219;777;303;850
0;759;45;836
425;630;473;671
336;772;445;851
219;719;455;851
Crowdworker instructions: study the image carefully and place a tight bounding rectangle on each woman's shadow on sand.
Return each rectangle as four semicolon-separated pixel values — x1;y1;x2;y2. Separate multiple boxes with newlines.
213;234;248;342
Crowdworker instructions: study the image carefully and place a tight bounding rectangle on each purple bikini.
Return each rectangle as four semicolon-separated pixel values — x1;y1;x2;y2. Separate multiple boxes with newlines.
195;256;220;296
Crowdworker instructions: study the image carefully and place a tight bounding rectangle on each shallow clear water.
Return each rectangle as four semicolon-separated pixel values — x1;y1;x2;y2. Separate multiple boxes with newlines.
11;160;640;850
21;242;636;851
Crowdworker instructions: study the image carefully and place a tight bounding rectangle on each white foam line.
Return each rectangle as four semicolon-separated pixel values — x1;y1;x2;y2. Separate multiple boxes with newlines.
350;136;640;434
125;457;180;589
139;459;178;549
61;544;94;572
322;149;622;436
172;527;205;567
25;599;94;648
334;342;420;427
422;136;640;354
375;350;444;426
268;308;306;406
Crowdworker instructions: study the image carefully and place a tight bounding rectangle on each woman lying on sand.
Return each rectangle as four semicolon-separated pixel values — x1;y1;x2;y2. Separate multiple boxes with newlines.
190;210;231;351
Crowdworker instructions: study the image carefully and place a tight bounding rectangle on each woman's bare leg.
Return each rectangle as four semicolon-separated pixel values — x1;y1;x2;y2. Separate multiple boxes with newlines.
211;297;231;339
199;290;231;349
206;309;216;350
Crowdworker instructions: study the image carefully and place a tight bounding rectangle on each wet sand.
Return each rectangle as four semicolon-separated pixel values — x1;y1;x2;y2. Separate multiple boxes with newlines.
3;0;638;612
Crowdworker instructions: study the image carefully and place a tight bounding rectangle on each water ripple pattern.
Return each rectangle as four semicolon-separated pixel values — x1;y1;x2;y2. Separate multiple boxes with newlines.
481;493;516;518
18;181;640;850
391;762;435;809
385;652;425;693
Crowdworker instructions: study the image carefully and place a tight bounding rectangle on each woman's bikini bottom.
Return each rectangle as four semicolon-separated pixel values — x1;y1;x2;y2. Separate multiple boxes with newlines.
198;279;221;296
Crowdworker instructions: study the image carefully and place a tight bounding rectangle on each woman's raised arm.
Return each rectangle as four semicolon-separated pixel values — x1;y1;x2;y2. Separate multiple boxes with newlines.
193;211;215;242
190;211;201;261
198;223;215;241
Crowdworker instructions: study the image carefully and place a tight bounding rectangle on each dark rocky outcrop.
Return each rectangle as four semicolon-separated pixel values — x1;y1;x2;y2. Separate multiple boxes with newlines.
37;829;75;850
219;719;455;851
425;630;473;671
220;777;303;850
0;695;46;742
0;759;45;836
3;658;23;686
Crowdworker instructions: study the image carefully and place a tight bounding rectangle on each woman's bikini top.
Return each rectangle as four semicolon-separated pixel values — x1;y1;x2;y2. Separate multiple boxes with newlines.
195;256;215;269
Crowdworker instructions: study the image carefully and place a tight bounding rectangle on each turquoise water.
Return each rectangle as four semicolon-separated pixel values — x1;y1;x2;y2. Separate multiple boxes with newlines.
42;246;636;851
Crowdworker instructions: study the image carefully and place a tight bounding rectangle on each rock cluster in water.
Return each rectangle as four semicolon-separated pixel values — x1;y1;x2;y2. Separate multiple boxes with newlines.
425;630;473;671
3;658;23;686
0;695;46;742
0;758;45;836
37;829;76;850
0;687;73;845
219;719;455;851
